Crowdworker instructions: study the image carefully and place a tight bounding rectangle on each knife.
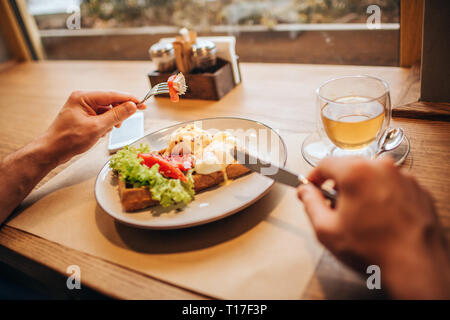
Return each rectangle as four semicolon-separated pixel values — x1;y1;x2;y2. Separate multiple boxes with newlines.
231;149;337;205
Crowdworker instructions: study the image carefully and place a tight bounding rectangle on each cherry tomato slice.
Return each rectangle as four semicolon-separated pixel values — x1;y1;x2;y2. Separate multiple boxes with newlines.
167;75;180;102
138;153;187;182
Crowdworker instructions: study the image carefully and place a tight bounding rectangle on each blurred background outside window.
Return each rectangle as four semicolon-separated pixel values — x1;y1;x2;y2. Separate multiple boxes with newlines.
28;0;400;65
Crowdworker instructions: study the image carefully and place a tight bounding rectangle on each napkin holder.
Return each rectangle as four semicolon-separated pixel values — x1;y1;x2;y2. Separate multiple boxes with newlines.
148;58;239;101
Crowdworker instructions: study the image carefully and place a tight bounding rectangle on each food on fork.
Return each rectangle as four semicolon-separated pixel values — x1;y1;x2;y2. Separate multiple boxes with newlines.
168;73;187;102
109;124;250;211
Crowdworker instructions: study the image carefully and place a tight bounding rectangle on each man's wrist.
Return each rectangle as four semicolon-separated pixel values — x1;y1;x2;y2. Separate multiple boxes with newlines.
30;133;63;169
0;132;63;223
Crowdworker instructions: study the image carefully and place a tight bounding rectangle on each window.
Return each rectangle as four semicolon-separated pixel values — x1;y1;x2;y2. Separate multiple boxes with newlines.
28;0;400;65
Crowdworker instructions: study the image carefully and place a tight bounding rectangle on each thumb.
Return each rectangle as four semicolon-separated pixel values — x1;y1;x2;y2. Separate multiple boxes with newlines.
297;184;336;231
98;101;137;129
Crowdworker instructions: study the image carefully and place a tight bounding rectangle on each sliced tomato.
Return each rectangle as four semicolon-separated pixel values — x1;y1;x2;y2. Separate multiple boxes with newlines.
168;154;193;171
167;74;179;102
138;153;187;182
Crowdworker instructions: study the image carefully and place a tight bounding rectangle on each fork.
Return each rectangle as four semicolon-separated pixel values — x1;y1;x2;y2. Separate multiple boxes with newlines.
139;82;169;104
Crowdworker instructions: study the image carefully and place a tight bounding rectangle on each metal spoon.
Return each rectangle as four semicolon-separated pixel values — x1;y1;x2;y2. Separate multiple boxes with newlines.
375;127;405;158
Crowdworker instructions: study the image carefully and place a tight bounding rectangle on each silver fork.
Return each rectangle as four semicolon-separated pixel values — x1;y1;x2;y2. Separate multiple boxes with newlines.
139;82;169;104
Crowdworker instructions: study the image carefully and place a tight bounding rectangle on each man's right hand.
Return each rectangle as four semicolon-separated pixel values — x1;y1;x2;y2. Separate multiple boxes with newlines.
297;157;450;299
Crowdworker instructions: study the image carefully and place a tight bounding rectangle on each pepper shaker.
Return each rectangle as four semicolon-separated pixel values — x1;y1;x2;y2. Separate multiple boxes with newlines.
191;40;217;71
149;42;176;73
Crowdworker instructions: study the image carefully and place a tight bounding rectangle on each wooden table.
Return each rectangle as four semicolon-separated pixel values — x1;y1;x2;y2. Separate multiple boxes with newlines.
0;61;448;299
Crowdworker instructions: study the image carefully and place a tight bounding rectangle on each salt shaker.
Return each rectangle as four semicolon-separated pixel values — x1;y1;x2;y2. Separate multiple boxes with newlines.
191;40;217;71
149;42;176;73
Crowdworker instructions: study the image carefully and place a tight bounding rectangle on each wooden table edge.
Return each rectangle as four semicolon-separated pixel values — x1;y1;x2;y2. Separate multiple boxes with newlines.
0;225;209;300
0;224;334;299
393;101;450;121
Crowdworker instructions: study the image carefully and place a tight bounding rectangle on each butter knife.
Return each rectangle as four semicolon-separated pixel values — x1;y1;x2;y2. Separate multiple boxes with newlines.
231;149;337;205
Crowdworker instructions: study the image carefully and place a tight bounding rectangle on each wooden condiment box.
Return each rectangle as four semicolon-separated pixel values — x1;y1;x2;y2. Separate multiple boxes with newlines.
148;58;238;100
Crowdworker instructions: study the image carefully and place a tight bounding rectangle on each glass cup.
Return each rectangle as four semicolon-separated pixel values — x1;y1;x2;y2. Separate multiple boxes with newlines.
302;75;406;166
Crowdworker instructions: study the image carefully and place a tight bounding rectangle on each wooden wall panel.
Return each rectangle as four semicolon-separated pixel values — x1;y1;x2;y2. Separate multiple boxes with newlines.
400;0;424;67
16;0;45;60
420;0;450;102
0;0;31;61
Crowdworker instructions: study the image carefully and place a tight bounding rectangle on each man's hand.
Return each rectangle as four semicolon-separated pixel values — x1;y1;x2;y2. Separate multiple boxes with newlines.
297;157;450;299
0;90;145;224
42;90;145;165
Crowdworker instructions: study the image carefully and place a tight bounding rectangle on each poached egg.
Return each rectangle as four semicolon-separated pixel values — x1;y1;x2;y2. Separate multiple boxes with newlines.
166;125;240;176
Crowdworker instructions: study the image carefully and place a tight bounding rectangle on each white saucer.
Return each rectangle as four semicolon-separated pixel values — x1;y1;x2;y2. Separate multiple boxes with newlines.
301;132;410;167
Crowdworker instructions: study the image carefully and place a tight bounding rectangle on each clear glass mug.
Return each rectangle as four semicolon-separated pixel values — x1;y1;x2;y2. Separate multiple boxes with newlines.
318;75;390;156
302;75;403;166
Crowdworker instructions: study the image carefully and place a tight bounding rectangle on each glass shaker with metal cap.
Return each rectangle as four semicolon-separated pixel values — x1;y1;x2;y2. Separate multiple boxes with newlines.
191;40;217;71
149;42;176;73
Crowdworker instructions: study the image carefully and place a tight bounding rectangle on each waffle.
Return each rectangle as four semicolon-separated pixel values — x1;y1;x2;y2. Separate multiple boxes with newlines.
117;163;250;212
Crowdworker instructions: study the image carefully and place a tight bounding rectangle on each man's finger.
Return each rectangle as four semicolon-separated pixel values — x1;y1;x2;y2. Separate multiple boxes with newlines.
96;105;111;115
98;101;137;129
137;103;147;110
307;157;366;185
297;184;337;231
82;91;140;108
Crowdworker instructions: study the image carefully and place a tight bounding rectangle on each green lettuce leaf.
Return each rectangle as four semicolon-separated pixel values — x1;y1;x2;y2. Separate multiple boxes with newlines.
109;144;195;207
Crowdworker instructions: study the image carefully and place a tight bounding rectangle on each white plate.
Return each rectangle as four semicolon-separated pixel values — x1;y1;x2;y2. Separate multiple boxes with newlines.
95;117;287;229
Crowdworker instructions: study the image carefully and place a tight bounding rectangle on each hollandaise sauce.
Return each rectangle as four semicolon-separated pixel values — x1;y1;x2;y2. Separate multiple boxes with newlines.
168;124;242;187
221;165;231;186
